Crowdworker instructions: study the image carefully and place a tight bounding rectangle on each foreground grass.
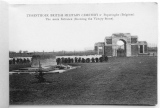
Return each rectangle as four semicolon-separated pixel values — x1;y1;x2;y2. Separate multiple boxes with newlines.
10;57;157;105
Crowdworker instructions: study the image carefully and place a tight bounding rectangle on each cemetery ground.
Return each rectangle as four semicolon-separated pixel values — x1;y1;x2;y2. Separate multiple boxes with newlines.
10;56;157;105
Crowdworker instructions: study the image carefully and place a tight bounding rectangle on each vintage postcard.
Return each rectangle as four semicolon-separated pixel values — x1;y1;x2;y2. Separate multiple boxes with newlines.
8;2;157;106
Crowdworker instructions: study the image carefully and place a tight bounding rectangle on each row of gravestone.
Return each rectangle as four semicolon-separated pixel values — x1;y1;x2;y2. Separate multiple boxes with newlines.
9;58;31;64
56;56;108;65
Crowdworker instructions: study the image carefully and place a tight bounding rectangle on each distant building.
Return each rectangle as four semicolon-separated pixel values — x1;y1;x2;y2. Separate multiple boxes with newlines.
94;33;148;57
23;51;28;53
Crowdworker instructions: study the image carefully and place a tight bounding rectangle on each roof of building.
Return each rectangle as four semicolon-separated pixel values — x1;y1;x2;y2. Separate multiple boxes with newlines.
94;42;105;46
138;41;147;45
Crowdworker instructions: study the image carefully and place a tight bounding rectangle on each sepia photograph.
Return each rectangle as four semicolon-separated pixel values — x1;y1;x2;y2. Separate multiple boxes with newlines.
8;2;157;105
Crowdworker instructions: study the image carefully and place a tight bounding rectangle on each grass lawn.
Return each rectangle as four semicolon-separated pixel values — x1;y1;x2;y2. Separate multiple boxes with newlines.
9;57;157;105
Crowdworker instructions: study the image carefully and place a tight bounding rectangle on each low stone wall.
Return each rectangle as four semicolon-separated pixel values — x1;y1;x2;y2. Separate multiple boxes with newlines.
9;63;32;71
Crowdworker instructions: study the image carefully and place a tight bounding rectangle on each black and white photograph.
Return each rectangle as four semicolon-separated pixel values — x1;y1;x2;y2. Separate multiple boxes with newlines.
6;2;158;106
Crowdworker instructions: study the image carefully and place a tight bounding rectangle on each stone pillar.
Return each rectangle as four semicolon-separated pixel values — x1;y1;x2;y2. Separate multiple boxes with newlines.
112;37;118;57
126;37;131;57
126;44;131;56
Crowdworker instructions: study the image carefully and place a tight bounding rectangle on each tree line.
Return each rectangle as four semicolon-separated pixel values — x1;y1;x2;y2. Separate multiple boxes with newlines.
56;56;108;65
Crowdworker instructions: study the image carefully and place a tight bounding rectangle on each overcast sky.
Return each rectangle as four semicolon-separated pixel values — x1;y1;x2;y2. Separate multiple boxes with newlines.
9;3;158;52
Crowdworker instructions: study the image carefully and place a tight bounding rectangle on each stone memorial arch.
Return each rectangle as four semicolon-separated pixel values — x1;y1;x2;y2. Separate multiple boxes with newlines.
95;33;148;57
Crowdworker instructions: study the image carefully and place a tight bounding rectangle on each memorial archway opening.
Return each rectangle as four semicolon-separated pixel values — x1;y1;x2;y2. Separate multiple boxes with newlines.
116;39;126;57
